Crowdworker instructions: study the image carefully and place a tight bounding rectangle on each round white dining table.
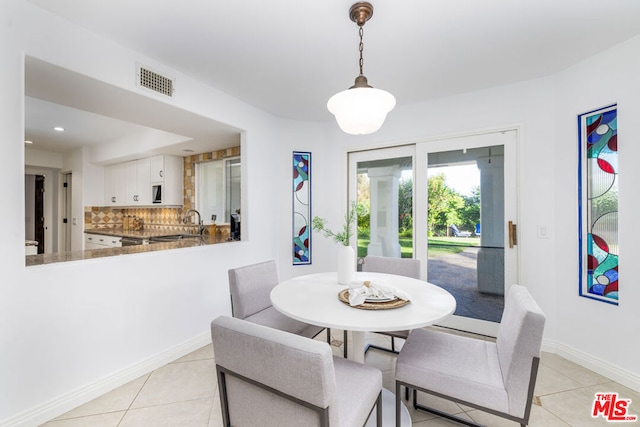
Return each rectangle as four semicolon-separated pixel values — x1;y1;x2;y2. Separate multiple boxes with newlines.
270;271;456;427
271;271;456;361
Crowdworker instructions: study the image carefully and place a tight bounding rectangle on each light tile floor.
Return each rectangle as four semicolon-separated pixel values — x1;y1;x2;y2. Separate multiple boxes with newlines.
40;329;640;427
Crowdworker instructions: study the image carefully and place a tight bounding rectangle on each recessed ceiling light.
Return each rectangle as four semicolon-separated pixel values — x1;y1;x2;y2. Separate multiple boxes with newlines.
24;140;33;144
183;149;195;153
53;126;65;132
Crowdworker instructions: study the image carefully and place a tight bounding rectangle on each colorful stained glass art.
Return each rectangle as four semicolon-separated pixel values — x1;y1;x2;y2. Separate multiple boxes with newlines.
293;152;311;265
578;105;618;304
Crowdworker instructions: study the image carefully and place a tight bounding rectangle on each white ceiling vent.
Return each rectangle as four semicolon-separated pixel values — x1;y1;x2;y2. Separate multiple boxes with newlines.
136;65;174;97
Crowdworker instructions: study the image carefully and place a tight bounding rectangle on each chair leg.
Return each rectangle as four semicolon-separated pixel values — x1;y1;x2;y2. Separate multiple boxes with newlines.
395;381;402;427
343;330;348;358
365;335;401;355
325;328;348;359
376;391;383;427
412;389;483;427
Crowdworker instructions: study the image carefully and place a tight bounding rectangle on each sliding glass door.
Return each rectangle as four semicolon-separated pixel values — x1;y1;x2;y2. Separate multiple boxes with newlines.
349;130;518;336
416;131;518;336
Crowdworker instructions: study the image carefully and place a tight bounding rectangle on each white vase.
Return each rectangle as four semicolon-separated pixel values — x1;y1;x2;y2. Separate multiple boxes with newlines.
337;245;355;285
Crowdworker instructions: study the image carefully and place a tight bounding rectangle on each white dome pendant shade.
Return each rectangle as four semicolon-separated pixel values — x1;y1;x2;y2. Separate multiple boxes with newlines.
327;76;396;135
328;2;395;135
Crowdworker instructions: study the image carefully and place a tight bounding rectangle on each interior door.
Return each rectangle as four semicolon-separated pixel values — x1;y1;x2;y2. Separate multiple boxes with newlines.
415;130;518;336
63;172;72;252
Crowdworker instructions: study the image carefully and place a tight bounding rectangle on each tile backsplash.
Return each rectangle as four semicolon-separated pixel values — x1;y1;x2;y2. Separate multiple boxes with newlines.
84;206;187;230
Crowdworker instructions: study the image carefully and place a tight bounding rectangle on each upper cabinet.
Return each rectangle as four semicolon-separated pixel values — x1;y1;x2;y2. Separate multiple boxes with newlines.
151;155;184;206
105;155;184;207
125;158;151;205
150;155;165;184
105;163;126;206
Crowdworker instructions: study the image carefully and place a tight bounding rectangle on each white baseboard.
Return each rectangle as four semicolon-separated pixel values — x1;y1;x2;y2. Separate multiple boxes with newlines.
1;332;211;427
543;338;640;393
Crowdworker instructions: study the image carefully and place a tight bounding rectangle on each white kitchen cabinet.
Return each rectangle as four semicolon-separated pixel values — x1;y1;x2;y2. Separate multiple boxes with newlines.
104;155;183;207
125;158;151;205
150;155;165;183
104;163;126;206
84;233;122;249
136;158;152;204
150;155;184;206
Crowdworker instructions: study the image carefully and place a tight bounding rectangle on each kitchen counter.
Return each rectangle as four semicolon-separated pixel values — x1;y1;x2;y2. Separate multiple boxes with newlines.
26;226;231;267
26;238;208;267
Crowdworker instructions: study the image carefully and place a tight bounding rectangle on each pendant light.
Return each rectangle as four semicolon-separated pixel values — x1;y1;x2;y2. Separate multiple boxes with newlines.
327;2;395;135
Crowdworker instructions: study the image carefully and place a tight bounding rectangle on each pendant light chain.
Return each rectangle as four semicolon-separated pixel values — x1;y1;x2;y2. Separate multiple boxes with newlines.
358;26;365;76
327;2;396;135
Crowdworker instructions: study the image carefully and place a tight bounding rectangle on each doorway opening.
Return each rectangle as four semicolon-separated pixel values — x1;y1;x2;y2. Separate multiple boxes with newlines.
25;174;45;254
63;172;72;252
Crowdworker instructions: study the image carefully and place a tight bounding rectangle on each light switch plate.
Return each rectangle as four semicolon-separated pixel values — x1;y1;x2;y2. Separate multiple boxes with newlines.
537;225;548;238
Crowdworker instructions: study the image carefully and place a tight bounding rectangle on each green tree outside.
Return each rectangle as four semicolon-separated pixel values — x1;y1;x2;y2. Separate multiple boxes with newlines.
427;173;465;236
398;177;413;236
356;172;480;257
459;186;480;232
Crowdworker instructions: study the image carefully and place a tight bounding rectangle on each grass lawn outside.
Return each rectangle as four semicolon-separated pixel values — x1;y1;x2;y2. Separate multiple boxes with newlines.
358;236;480;259
428;236;480;257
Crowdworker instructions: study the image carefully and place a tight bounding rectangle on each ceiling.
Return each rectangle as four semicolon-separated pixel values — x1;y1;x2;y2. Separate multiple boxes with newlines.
25;57;241;159
24;0;640;155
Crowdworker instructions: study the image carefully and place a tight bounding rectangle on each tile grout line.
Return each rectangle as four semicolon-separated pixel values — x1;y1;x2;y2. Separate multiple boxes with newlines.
116;373;153;427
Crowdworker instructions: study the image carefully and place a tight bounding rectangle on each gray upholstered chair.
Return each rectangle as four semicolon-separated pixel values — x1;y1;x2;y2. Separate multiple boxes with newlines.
228;260;347;357
211;315;383;427
228;260;326;339
362;255;421;354
394;284;546;427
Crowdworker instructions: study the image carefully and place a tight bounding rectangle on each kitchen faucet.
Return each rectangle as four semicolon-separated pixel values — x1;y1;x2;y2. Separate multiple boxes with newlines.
183;209;204;235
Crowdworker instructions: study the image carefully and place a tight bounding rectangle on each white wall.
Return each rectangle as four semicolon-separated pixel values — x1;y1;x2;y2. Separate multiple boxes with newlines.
551;35;640;383
275;119;344;280
1;1;288;426
24;147;63;169
65;148;84;252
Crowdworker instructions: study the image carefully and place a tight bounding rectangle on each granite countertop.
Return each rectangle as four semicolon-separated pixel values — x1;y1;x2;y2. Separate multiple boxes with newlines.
25;238;207;267
26;226;232;267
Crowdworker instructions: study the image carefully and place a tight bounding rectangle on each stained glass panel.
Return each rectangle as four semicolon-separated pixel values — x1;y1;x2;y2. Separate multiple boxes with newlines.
293;151;311;265
578;105;618;304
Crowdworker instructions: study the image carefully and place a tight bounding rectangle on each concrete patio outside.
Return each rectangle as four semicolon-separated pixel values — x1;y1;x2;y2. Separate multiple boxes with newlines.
427;246;504;323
